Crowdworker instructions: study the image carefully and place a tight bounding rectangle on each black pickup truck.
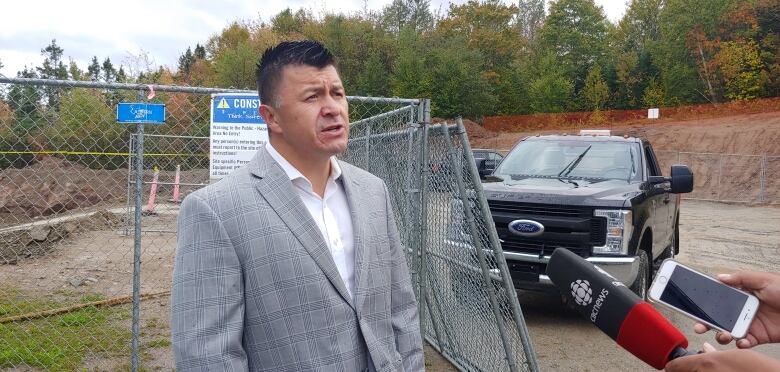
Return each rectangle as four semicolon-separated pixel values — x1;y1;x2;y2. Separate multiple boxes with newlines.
449;130;693;299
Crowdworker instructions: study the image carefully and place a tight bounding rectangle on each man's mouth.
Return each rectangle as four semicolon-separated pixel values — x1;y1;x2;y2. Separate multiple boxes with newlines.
322;124;343;133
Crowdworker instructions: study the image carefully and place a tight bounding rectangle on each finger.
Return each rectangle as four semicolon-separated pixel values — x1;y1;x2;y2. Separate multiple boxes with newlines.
715;331;734;345
693;323;709;334
702;342;717;353
736;338;755;349
717;272;770;291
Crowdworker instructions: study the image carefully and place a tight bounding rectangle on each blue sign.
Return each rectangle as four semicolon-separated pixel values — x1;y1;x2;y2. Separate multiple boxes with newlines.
116;103;166;124
211;94;265;124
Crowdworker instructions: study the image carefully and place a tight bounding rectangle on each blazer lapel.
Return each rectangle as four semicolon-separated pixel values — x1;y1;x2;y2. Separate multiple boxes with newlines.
249;148;355;310
339;162;369;312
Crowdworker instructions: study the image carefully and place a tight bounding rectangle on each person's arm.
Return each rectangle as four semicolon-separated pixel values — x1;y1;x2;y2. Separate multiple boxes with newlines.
171;193;248;371
693;271;780;348
384;183;424;371
665;343;780;372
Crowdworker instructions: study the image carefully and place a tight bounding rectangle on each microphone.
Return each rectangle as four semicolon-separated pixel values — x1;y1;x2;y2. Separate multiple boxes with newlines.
546;248;696;370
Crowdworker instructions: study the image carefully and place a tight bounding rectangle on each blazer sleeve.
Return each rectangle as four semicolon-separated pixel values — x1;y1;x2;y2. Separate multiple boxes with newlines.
171;193;248;372
384;183;425;371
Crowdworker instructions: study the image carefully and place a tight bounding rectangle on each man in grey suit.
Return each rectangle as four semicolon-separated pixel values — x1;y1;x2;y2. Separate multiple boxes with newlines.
171;40;424;371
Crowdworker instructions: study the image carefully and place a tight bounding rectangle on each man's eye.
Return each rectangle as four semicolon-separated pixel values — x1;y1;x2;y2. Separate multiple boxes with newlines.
306;95;317;101
333;92;344;97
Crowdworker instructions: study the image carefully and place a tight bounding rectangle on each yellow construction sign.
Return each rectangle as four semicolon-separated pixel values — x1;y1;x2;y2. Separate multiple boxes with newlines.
217;98;230;109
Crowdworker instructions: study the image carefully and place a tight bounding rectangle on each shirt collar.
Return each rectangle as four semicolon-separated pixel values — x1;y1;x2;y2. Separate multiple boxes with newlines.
265;142;342;184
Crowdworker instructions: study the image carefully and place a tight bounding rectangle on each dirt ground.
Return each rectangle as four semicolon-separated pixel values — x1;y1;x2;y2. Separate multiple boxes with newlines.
1;200;778;371
470;111;780;156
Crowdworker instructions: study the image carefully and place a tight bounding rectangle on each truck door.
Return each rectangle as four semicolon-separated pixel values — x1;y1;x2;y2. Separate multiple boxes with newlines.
644;143;673;256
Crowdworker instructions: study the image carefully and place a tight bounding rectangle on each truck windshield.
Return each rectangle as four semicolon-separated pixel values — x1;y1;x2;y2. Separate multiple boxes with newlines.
495;139;643;182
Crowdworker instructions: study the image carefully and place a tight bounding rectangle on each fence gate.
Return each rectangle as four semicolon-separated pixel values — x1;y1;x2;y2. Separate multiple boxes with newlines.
0;76;537;371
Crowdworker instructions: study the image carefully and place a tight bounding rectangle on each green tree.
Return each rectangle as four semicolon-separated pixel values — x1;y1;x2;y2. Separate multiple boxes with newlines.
437;0;519;72
610;0;664;108
380;0;434;34
102;57;116;82
214;41;257;89
68;58;84;81
356;51;389;96
48;88;127;168
582;65;610;110
271;8;313;36
7;67;42;144
537;0;610;107
527;54;574;113
178;47;195;76
87;56;101;81
716;40;767;100
37;39;69;109
425;38;496;118
194;43;207;59
37;39;68;80
390;28;428;99
116;66;127;83
642;78;666;107
657;0;739;103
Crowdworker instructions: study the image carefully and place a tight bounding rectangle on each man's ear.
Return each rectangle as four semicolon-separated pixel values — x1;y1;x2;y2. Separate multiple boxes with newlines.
259;104;282;135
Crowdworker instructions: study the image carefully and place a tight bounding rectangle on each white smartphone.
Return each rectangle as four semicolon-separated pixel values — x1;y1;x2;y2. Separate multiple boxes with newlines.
649;260;759;339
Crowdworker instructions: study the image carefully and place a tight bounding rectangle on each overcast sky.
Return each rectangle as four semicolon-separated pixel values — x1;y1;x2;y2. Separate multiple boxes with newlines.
0;0;627;78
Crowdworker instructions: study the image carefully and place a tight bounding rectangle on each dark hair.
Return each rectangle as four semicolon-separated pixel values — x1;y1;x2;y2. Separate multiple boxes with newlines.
255;40;336;107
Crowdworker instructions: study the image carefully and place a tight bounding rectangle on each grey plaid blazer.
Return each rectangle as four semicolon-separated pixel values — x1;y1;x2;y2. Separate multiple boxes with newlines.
171;147;423;372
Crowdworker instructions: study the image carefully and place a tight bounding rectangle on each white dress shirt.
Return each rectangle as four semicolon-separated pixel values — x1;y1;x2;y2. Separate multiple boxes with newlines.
265;143;356;299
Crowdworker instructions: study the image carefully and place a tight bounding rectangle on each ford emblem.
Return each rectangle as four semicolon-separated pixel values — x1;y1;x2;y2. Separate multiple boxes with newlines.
508;219;545;237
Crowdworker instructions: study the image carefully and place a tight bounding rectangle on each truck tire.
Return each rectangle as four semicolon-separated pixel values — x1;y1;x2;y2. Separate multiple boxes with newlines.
630;250;650;300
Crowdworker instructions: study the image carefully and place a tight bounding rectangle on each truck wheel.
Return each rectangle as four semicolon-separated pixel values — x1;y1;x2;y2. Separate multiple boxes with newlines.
630;250;650;300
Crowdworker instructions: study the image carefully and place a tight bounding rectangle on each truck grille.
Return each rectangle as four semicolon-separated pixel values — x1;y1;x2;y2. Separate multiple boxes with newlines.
488;200;607;257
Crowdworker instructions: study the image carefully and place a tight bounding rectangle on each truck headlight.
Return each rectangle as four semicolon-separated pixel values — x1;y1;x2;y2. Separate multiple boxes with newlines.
592;209;632;255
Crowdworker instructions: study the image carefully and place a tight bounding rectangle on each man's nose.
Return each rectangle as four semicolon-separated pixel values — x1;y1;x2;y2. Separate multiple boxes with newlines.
319;94;341;117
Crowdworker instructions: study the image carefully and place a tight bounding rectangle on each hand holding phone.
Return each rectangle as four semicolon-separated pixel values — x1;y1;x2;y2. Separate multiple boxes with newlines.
691;271;780;349
649;261;760;339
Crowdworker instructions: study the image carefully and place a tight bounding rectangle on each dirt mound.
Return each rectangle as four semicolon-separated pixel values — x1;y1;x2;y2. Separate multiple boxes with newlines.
0;157;126;219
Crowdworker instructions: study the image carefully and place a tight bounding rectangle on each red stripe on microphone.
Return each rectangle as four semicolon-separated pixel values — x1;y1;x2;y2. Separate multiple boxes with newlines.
616;302;689;370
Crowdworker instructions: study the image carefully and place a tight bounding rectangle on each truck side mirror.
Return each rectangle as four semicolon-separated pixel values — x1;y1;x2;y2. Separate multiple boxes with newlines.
478;159;498;177
670;165;694;194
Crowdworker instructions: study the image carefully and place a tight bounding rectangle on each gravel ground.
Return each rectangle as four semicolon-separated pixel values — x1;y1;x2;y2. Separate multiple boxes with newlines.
523;200;780;371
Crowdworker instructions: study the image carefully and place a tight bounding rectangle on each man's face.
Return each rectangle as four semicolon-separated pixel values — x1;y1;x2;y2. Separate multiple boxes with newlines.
261;64;349;161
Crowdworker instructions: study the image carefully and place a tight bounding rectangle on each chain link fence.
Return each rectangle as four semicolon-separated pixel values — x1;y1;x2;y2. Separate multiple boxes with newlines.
655;150;780;204
0;77;537;371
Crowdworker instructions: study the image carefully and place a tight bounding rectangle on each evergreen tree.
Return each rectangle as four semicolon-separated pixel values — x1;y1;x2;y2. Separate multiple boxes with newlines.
37;39;69;110
68;59;84;81
102;57;116;82
116;66;127;83
194;44;206;59
87;56;101;81
178;47;195;76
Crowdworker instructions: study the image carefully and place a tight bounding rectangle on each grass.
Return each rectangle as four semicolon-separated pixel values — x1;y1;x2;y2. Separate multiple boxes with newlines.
145;338;171;349
0;287;131;371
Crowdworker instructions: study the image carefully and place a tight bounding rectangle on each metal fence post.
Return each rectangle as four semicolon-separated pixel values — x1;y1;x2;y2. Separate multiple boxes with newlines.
454;118;539;372
760;154;767;203
717;154;724;202
132;119;144;372
439;121;520;372
417;99;431;337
